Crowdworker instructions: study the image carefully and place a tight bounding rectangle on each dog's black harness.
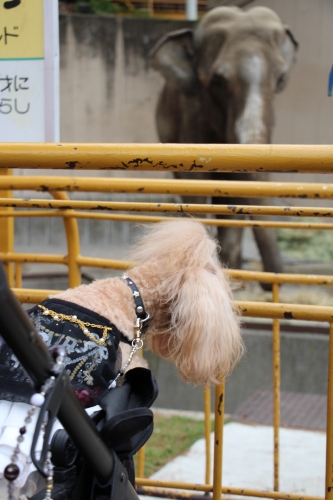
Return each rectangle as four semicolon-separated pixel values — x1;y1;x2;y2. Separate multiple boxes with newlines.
0;277;152;408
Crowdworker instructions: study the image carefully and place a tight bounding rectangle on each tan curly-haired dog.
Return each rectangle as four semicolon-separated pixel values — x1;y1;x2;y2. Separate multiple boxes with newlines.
56;219;243;386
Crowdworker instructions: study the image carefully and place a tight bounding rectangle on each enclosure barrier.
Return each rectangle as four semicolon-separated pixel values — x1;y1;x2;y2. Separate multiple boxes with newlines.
0;143;333;500
1;143;333;172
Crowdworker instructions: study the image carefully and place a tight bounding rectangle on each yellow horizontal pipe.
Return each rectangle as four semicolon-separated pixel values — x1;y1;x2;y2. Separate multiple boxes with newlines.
0;253;67;264
1;198;333;217
229;269;333;285
76;256;132;269
2;210;333;230
13;288;61;303
1;143;333;173
2;252;333;286
326;323;333;500
2;175;333;199
77;257;333;286
11;288;333;321
138;487;194;499
136;480;323;500
235;301;333;322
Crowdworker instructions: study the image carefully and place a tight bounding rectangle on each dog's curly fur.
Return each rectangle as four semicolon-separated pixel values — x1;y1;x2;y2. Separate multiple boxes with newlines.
54;220;243;386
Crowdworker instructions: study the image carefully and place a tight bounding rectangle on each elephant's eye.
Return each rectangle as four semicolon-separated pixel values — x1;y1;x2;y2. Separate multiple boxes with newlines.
276;73;286;93
209;74;229;105
211;74;228;88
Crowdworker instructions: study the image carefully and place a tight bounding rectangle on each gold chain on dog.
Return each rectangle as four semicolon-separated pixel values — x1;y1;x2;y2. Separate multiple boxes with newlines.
38;305;112;346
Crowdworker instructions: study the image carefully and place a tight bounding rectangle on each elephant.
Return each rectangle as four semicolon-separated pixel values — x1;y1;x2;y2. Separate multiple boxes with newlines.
150;6;298;281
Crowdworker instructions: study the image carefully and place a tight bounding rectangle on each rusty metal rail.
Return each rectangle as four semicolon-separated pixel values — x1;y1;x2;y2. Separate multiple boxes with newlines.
2;175;333;198
10;289;333;322
136;480;325;500
3;197;333;217
1;143;333;172
0;143;333;500
2;251;333;287
2;209;333;230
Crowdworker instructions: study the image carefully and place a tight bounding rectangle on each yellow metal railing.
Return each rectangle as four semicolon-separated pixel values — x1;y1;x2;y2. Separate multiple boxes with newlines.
0;143;333;500
1;143;333;172
1;175;333;198
2;197;333;217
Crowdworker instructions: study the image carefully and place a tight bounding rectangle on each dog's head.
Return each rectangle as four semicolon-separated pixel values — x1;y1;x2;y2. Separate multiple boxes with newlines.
129;220;243;387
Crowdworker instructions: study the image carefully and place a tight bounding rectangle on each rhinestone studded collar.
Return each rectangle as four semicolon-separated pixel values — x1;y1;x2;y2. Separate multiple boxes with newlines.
121;276;151;336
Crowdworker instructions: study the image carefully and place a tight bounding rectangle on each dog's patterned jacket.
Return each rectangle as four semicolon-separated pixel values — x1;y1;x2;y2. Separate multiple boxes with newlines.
0;299;122;407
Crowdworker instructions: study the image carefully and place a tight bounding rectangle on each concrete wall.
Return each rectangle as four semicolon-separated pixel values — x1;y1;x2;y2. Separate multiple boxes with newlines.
147;327;329;413
59;15;192;144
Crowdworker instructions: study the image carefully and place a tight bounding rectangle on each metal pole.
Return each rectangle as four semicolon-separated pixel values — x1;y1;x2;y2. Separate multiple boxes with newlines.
51;191;81;288
212;383;225;500
186;0;197;20
0;169;14;286
325;323;333;500
204;388;211;485
272;283;281;491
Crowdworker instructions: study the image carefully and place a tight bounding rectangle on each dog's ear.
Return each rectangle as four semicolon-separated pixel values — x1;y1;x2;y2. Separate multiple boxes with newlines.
150;267;242;387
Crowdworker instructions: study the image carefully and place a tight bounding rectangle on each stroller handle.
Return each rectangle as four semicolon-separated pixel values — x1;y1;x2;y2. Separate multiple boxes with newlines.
0;262;139;500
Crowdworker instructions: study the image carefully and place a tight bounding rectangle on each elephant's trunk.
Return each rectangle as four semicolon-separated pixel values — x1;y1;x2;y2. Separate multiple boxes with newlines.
233;54;273;145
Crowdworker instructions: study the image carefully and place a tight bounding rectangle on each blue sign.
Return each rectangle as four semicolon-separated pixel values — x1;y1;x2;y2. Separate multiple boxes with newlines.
328;65;333;96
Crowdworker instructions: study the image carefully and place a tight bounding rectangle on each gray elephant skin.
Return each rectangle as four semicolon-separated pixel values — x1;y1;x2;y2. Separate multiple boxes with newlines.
150;6;298;281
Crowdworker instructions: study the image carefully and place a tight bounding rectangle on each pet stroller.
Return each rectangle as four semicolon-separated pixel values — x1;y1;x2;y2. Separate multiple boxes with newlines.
0;261;158;500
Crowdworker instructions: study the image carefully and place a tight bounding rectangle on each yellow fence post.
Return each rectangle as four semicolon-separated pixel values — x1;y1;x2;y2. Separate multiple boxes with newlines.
51;191;81;288
272;283;281;491
204;388;211;485
137;345;146;478
0;169;14;286
213;382;225;500
15;262;22;288
326;323;333;500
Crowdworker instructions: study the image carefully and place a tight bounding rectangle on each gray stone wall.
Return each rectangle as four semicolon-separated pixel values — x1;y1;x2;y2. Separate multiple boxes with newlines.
59;14;193;143
147;327;329;413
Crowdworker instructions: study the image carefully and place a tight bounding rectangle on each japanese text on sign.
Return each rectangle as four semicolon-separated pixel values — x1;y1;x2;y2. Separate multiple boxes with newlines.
0;75;30;114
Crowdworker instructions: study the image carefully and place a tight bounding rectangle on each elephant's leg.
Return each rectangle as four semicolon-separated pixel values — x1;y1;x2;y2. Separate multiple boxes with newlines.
244;173;284;289
251;224;283;274
217;224;244;269
212;188;245;269
251;223;283;292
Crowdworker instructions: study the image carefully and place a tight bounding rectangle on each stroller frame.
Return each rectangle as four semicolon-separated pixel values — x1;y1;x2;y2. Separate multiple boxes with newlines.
0;261;141;500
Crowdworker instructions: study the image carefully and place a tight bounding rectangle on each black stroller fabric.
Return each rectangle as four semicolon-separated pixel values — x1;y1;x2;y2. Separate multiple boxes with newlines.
31;367;159;499
98;367;158;458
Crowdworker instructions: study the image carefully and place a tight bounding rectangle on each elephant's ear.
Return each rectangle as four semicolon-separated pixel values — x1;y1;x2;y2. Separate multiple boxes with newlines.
150;29;198;94
276;26;299;93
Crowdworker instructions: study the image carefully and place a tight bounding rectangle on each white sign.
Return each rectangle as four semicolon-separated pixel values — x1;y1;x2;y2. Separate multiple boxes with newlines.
0;0;59;142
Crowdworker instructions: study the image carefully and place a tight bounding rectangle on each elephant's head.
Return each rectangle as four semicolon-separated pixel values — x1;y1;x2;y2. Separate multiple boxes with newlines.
151;6;298;144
